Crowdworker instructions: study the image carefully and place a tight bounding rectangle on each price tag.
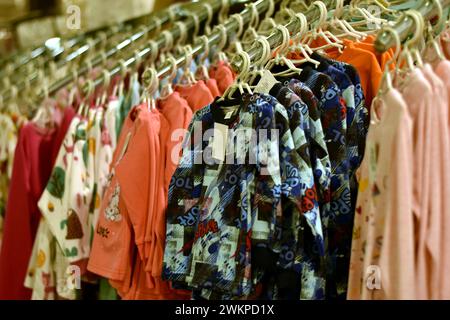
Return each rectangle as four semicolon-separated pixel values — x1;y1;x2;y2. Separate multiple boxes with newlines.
254;70;278;94
212;123;229;162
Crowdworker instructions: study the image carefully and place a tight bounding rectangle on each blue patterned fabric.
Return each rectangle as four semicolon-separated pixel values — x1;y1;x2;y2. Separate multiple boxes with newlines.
163;93;308;299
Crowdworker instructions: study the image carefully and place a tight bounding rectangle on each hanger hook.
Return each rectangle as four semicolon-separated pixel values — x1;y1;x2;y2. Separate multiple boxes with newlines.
430;0;444;35
142;67;159;96
134;50;142;68
265;0;275;19
247;2;260;29
161;30;174;52
312;1;328;28
219;0;230;24
236;50;251;79
148;40;159;65
187;12;200;38
293;13;308;40
275;24;290;54
230;14;244;38
183;45;193;68
102;69;111;89
201;2;213;34
175;21;187;46
334;0;344;19
153;16;163;34
214;24;228;51
167;54;178;83
198;35;210;61
403;10;424;48
254;36;271;66
119;59;128;78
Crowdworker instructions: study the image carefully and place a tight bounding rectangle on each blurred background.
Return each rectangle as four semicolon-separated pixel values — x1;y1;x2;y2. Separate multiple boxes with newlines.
0;0;181;55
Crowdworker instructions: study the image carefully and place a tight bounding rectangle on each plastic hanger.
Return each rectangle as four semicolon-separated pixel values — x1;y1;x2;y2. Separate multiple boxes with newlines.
302;1;344;53
257;0;276;36
423;0;446;62
328;0;366;41
245;35;273;86
178;45;197;85
265;24;303;77
220;50;253;101
395;10;425;83
240;3;262;49
142;67;159;110
377;27;400;98
212;24;229;63
287;13;321;67
195;35;211;81
160;54;178;99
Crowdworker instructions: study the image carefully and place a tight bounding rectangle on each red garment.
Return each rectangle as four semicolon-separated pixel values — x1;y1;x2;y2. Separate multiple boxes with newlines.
0;108;74;300
174;81;214;112
209;61;236;95
205;78;221;98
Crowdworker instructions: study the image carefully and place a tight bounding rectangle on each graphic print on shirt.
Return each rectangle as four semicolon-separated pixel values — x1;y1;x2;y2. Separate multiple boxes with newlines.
105;183;122;222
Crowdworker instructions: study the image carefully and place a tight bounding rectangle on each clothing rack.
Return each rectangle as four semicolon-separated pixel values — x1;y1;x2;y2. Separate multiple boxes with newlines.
0;4;190;104
374;0;450;52
34;0;270;101
0;24;130;79
230;0;327;72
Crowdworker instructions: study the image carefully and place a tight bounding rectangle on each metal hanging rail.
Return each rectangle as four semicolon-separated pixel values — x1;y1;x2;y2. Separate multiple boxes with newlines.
22;0;227;102
0;5;186;102
0;23;129;77
1;1;192;101
374;0;450;52
43;0;275;99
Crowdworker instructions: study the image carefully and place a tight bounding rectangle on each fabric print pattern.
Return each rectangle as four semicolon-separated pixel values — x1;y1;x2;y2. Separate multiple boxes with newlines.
164;94;293;299
105;184;122;222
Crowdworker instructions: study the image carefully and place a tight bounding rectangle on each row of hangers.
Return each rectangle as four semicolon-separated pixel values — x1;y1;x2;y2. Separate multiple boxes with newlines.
2;0;450;120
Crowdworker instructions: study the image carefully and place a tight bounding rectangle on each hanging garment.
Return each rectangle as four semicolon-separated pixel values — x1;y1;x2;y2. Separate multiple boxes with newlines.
278;67;350;299
399;68;434;300
433;60;450;299
209;60;236;95
268;82;325;300
0;107;74;299
205;78;221;98
175;80;215;112
421;64;450;300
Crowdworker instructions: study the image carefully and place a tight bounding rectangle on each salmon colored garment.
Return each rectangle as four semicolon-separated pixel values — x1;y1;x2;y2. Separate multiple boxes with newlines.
209;60;236;95
145;110;169;281
145;93;192;277
347;88;415;300
175;80;214;112
434;59;450;299
87;111;135;283
141;110;161;266
421;64;450;300
434;60;450;129
205;78;221;98
400;68;434;300
156;92;193;191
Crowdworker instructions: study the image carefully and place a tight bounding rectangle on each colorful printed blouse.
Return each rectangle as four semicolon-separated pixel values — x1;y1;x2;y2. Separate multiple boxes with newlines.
163;93;310;299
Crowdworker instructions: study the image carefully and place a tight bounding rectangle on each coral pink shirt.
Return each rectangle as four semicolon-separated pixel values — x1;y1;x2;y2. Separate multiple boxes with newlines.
175;80;214;112
348;88;415;300
422;64;450;299
209;61;236;95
